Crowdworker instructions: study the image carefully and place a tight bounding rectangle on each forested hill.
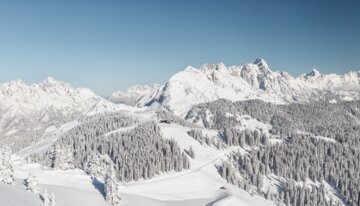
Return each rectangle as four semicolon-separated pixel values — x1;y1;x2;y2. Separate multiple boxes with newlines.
185;99;360;205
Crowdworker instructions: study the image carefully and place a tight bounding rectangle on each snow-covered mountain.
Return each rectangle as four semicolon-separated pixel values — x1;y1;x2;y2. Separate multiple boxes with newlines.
109;84;160;107
144;58;360;115
2;60;359;136
0;77;136;150
0;77;132;129
1;67;359;206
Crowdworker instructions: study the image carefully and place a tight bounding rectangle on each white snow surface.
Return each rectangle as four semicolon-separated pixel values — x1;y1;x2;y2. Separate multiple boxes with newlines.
0;77;138;134
2;109;345;206
0;183;43;206
118;122;275;206
235;114;272;131
12;157;105;206
16;120;79;158
2;60;357;205
110;84;160;107
5;115;275;206
144;58;360;115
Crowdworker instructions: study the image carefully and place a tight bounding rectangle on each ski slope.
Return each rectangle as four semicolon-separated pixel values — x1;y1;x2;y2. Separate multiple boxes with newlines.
12;156;105;206
116;122;275;206
5;118;275;206
16;121;79;158
0;183;43;206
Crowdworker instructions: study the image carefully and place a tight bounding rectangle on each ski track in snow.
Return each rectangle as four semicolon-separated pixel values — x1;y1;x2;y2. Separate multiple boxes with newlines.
12;156;106;206
7;117;275;206
16;121;79;158
0;183;43;206
117;122;275;206
2;61;359;205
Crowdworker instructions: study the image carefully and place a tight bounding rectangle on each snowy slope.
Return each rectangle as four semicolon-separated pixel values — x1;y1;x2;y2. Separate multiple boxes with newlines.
3;112;275;206
13;157;106;206
15;120;79;158
120;122;275;206
1;60;358;205
0;77;134;130
0;77;139;151
3;108;349;206
144;58;360;115
110;84;160;107
0;183;43;206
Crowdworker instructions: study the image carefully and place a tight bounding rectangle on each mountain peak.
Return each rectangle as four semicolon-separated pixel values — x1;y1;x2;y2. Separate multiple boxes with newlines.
253;58;271;73
304;68;321;78
309;68;321;76
44;76;56;83
0;79;28;94
254;58;266;64
200;63;227;72
42;76;62;85
110;83;161;106
8;79;27;87
184;66;197;72
40;77;72;91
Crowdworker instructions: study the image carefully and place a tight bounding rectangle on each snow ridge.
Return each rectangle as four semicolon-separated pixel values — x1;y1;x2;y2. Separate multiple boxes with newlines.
142;58;360;115
109;84;160;107
0;77;136;147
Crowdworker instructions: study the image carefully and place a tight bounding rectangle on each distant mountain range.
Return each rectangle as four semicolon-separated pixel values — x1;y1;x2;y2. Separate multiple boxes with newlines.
112;58;360;115
0;77;135;149
2;58;359;131
1;58;360;206
0;77;131;129
109;84;161;107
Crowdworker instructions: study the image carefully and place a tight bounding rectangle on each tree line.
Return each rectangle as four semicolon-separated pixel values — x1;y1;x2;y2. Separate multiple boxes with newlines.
219;133;360;206
32;113;191;183
187;128;269;149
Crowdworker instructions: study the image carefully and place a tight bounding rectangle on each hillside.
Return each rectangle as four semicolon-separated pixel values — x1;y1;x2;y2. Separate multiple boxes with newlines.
0;77;138;151
113;59;360;116
1;61;359;206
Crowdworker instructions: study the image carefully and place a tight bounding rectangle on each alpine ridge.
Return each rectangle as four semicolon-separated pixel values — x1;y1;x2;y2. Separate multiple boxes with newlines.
115;58;360;116
1;60;360;206
109;84;160;107
0;77;135;150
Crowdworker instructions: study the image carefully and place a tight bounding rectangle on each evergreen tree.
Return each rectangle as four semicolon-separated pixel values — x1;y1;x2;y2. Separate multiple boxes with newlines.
104;167;121;206
32;121;190;183
50;193;55;206
25;173;39;194
42;189;50;206
0;147;14;184
83;153;103;178
188;146;195;159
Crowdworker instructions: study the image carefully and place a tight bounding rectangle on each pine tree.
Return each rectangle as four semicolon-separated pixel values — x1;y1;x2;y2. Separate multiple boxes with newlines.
53;145;74;170
0;147;15;184
266;188;271;200
188;146;195;159
33;120;190;182
25;173;39;193
50;193;56;206
104;168;121;206
84;153;102;178
42;189;50;206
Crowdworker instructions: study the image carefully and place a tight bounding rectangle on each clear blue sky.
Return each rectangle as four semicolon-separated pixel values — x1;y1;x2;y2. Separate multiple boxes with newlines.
0;0;359;96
